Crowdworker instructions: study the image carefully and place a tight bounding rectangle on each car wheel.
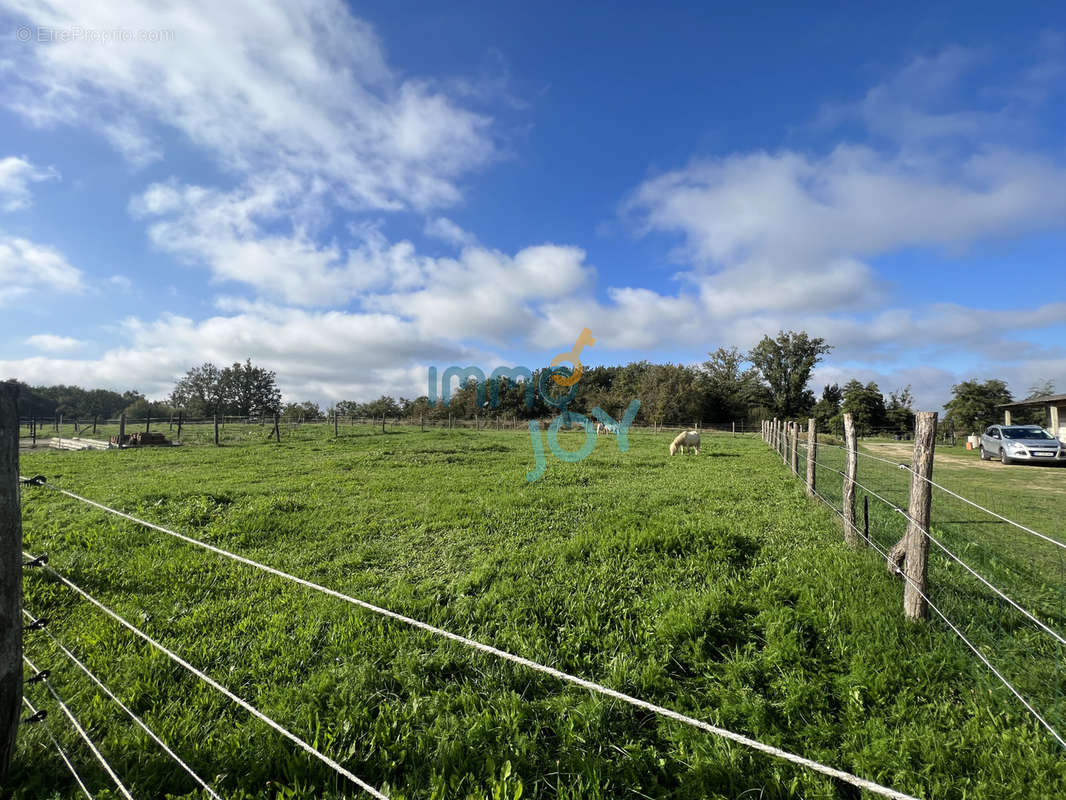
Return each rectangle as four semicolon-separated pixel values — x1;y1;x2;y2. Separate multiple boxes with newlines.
979;445;989;461
1000;448;1012;465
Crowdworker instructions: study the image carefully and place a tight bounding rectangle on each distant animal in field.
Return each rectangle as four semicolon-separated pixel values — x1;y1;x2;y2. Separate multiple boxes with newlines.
669;430;700;455
596;422;618;435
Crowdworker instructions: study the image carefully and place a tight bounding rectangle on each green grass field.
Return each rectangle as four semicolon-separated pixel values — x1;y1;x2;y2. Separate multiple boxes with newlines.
11;425;1066;799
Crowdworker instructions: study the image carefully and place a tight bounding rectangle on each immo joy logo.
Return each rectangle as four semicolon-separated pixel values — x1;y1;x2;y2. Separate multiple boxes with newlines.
428;328;641;482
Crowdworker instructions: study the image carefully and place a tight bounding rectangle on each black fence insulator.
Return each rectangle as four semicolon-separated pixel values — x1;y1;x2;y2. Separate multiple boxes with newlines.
19;475;47;486
23;709;47;724
23;553;48;568
24;617;49;631
27;670;50;684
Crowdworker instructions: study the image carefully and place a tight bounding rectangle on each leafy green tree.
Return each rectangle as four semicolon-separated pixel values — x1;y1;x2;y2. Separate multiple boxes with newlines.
223;359;282;416
748;331;832;417
885;386;915;436
812;383;842;433
700;347;766;423
841;380;886;436
170;363;226;416
944;379;1013;434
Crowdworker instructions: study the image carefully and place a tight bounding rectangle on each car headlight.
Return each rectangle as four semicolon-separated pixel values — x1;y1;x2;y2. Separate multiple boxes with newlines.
1005;443;1027;454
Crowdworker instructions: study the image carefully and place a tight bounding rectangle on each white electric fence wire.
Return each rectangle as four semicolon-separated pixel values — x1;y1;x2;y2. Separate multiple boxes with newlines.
800;442;1066;551
25;485;919;800
807;459;1066;647
22;554;389;800
22;694;94;799
23;654;134;799
23;608;223;799
802;482;1066;750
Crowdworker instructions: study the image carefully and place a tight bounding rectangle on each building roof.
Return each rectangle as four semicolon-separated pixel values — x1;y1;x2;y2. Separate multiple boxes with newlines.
997;393;1066;408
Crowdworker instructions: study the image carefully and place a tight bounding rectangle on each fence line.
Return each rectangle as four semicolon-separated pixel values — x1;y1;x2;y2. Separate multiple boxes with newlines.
801;456;1066;647
22;552;388;800
805;441;1066;551
21;483;919;800
22;609;221;799
21;694;94;799
22;654;133;800
769;418;1066;751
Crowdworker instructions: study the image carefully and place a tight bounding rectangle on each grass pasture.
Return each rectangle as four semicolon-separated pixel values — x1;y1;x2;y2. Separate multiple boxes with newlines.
11;426;1066;799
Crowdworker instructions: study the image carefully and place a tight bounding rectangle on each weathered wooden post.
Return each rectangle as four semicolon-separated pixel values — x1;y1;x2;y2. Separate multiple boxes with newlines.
381;414;385;434
57;414;62;433
118;412;126;449
0;382;21;774
176;412;183;442
73;417;79;434
732;421;736;437
782;421;789;466
145;409;151;433
92;416;97;435
805;418;816;496
790;422;799;475
169;413;173;431
842;413;858;546
333;411;339;438
214;414;220;446
30;418;36;447
888;411;937;621
273;414;280;443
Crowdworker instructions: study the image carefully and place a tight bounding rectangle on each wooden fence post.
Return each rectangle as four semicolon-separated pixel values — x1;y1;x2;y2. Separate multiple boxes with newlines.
334;412;339;438
73;417;79;434
273;414;280;443
119;412;126;449
214;414;220;446
0;384;21;776
805;418;816;496
30;417;36;447
842;413;858;546
176;412;183;442
888;411;938;621
146;410;151;433
92;416;97;435
381;414;386;434
790;422;799;474
57;414;62;433
0;383;21;775
782;421;790;466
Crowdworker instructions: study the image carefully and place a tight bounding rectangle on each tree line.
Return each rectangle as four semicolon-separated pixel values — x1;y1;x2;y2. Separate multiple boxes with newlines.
8;332;1055;434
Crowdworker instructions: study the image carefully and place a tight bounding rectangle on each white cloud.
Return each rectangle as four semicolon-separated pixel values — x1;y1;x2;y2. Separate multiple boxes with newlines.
108;274;133;291
0;156;59;211
1;0;495;211
25;334;86;353
0;306;485;402
0;234;83;305
424;216;477;247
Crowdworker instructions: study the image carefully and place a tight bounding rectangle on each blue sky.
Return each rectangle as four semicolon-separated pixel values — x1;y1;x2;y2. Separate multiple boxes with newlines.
0;1;1064;411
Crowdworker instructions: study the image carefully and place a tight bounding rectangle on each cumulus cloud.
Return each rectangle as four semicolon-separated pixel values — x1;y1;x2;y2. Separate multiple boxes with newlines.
0;156;59;211
0;234;83;305
1;306;486;402
25;334;86;353
1;0;494;210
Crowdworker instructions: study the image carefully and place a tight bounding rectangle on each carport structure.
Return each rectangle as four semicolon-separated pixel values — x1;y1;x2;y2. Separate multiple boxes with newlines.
998;393;1066;440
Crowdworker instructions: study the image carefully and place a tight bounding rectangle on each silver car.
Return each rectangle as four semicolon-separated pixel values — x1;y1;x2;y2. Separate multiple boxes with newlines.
979;425;1066;465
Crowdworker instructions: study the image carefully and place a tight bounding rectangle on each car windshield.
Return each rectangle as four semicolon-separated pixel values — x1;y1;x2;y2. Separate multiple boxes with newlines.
1003;427;1054;440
